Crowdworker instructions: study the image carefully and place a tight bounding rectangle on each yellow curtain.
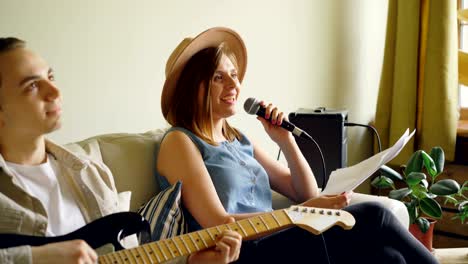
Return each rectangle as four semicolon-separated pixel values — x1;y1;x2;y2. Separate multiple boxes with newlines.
375;0;458;164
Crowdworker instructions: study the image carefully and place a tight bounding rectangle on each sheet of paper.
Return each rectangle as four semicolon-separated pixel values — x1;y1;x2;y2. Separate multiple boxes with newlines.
321;129;415;195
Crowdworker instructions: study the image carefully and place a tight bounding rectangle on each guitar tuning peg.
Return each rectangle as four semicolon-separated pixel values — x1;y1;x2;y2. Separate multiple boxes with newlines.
293;207;299;212
327;211;332;215
302;208;308;212
335;211;341;216
319;210;324;215
311;209;316;213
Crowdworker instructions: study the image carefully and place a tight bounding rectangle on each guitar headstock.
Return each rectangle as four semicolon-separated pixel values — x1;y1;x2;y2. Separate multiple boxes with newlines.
285;206;355;235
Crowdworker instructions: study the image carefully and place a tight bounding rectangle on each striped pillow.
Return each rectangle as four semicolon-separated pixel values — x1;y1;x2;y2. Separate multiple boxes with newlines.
138;181;187;241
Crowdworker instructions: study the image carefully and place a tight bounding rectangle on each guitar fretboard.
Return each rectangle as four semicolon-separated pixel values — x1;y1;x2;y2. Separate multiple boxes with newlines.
99;209;292;264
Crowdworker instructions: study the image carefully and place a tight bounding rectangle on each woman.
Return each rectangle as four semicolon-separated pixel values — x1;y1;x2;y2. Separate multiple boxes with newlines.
156;27;438;263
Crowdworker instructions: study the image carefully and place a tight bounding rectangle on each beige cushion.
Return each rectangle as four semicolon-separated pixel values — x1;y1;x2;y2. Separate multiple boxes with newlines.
65;139;104;163
66;129;168;211
349;193;409;228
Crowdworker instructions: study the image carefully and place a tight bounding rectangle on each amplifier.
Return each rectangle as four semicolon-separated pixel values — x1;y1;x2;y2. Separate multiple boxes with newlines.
288;107;348;188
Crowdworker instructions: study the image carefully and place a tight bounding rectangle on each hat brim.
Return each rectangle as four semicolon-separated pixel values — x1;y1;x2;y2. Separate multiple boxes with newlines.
161;27;247;119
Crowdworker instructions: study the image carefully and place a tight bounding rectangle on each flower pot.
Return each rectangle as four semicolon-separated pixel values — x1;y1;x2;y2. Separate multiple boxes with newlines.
409;219;436;252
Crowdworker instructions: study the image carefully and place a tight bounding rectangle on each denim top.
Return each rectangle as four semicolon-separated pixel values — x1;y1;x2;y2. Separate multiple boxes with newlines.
155;127;273;231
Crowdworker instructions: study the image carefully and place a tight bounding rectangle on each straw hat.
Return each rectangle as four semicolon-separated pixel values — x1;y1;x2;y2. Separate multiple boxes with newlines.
161;27;247;119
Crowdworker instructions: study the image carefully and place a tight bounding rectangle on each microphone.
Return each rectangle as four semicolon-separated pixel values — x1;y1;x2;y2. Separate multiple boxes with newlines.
243;97;329;189
243;97;313;141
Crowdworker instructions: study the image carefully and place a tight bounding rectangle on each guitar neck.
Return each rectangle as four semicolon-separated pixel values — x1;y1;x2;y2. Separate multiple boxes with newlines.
100;209;292;263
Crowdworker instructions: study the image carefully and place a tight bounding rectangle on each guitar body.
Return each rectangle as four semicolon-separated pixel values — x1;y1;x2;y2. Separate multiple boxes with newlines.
0;212;150;251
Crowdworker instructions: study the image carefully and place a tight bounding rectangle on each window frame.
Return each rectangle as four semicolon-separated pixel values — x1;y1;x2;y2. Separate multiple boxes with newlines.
459;0;468;125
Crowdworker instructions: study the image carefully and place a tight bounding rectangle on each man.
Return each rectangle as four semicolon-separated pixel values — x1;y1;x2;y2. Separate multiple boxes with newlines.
0;38;241;264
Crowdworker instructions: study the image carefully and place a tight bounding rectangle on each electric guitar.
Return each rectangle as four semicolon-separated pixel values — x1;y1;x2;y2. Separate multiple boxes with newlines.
0;206;355;263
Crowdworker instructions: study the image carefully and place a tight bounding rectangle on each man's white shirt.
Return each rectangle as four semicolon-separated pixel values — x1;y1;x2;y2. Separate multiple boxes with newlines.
6;154;86;236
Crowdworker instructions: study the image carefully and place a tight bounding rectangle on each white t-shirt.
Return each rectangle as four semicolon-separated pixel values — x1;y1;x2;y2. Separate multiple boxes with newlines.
7;154;86;236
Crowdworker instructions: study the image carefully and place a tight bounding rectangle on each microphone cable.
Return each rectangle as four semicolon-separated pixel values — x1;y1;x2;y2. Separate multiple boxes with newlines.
276;130;328;191
276;122;382;192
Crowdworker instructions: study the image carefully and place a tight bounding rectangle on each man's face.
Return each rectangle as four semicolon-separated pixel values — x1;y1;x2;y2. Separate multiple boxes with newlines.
0;48;62;139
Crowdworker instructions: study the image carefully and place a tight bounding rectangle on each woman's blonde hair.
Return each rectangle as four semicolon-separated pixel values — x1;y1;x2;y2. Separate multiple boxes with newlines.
165;43;242;145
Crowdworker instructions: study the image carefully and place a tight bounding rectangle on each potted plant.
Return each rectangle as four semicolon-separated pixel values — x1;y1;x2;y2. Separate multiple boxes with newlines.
371;146;468;251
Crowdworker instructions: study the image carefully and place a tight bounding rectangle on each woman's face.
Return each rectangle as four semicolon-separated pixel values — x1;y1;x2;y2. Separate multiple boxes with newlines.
203;54;240;121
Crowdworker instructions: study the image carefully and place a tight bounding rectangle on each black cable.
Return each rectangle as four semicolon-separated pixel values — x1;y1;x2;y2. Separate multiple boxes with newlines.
276;131;328;191
301;131;328;190
344;122;383;195
321;233;332;264
344;123;382;153
276;123;381;193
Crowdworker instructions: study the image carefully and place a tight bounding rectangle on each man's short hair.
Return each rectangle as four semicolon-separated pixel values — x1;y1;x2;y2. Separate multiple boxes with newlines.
0;37;26;88
0;37;25;53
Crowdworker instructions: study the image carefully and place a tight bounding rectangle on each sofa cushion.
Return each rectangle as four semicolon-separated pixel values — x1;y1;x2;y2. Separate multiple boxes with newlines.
66;129;168;211
349;193;409;227
138;181;187;241
65;139;104;163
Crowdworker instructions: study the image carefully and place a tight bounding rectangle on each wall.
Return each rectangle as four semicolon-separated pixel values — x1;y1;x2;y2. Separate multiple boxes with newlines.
0;0;389;193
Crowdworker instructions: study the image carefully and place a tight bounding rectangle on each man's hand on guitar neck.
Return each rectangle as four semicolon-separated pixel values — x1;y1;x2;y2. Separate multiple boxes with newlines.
31;240;97;264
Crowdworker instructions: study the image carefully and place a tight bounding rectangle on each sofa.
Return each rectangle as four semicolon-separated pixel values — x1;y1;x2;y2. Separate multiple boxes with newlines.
65;129;410;230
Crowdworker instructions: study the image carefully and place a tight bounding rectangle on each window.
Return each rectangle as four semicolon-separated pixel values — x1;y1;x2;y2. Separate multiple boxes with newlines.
459;0;468;119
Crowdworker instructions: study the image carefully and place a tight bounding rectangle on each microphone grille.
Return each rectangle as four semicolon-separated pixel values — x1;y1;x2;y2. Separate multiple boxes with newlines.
243;97;260;115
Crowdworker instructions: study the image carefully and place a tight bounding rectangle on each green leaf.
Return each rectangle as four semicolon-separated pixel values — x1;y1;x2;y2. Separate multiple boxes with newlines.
460;181;468;193
405;201;418;224
458;201;468;212
416;217;430;233
429;147;445;175
411;184;429;199
420;198;442;219
405;150;424;176
406;172;426;187
421;179;429;189
452;214;467;224
462;181;468;189
430;179;460;196
421;151;437;177
389;188;412;201
371;176;394;189
379;165;403;181
453;202;468;224
443;195;458;205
